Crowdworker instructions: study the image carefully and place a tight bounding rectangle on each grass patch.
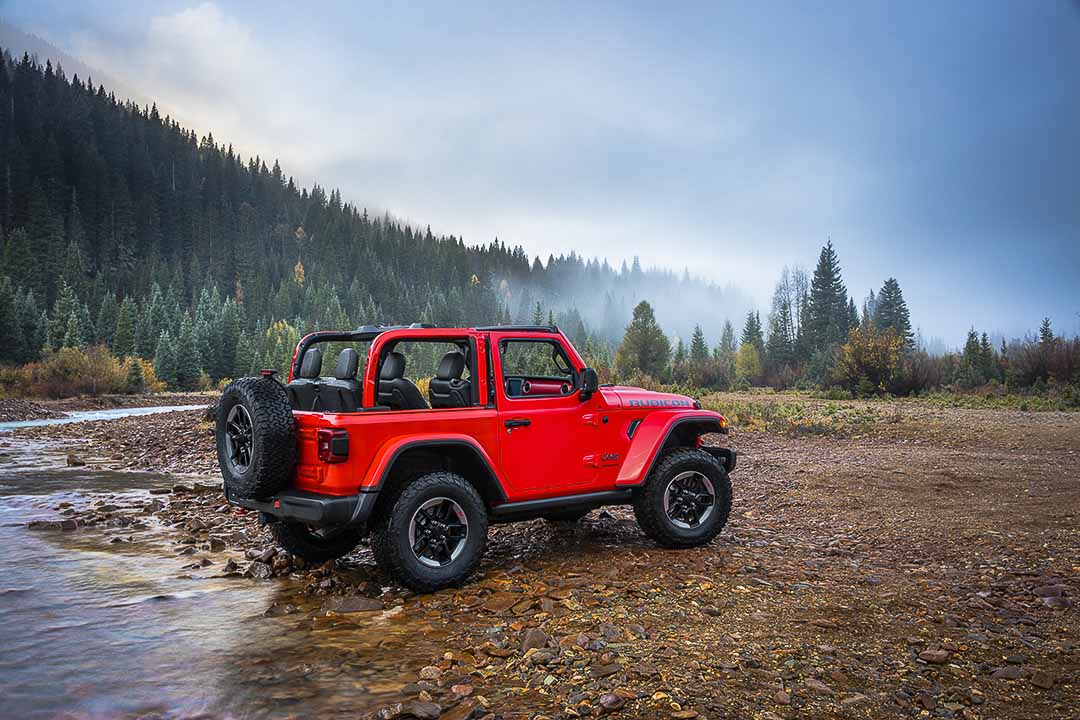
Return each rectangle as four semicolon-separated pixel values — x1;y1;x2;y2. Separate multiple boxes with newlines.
699;396;885;436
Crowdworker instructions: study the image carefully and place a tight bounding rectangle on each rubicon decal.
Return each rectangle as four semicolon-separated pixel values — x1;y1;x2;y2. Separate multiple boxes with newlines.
628;398;693;407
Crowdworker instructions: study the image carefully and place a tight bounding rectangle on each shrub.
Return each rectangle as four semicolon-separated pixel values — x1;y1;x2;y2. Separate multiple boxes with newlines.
27;346;127;398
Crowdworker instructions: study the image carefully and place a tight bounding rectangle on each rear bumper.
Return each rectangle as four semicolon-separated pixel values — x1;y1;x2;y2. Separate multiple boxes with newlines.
703;447;737;473
229;489;378;526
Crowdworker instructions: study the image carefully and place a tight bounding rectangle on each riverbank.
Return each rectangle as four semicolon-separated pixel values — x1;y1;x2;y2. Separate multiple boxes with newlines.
0;392;215;423
14;397;1078;718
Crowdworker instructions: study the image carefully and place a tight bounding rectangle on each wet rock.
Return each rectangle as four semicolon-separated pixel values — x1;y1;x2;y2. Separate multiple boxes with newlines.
439;699;478;720
264;603;299;617
805;678;834;695
208;536;227;551
920;649;951;664
598;693;625;712
841;694;868;707
1030;670;1055;689
451;684;474;696
671;712;699;719
322;596;383;613
246;561;273;580
66;452;86;466
589;663;622;679
418;665;441;681
521;627;550;653
991;665;1022;680
1032;585;1066;598
1041;596;1073;609
374;700;441;720
27;518;78;531
271;553;292;574
256;547;277;563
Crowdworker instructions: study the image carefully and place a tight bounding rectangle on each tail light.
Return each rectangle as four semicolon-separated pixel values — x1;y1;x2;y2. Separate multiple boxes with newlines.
317;428;349;463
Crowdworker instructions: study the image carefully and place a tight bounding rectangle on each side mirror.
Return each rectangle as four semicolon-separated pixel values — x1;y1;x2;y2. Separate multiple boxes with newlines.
579;367;599;401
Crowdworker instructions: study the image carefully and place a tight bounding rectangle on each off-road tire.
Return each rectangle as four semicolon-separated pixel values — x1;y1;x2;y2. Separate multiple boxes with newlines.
371;472;488;593
216;376;296;500
543;509;590;523
271;521;361;564
633;447;731;548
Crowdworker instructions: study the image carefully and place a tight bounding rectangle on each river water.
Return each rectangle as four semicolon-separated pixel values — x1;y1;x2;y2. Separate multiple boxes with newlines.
0;409;447;719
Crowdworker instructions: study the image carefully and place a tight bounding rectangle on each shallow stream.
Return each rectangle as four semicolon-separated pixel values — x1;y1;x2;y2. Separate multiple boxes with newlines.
0;408;447;718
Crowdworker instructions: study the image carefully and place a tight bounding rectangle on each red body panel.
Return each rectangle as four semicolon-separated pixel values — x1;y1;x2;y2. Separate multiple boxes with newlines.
286;328;726;503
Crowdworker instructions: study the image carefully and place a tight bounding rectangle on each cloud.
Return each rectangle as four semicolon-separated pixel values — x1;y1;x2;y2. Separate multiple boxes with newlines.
36;0;1080;342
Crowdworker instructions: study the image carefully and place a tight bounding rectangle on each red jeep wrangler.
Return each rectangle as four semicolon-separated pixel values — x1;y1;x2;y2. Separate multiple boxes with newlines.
215;324;735;592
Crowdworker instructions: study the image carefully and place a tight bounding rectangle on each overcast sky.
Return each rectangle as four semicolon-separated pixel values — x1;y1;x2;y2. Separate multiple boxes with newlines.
4;0;1079;343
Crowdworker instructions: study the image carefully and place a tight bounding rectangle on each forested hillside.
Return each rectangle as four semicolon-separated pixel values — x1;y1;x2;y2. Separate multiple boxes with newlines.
1;48;1076;403
0;49;746;386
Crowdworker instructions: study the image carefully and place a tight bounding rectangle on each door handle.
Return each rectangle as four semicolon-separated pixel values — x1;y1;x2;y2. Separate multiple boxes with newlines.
504;419;531;428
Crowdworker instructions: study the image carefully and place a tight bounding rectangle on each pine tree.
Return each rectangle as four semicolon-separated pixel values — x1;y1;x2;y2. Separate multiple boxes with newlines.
113;297;137;357
689;325;709;363
740;311;764;354
874;278;913;350
95;292;118;347
615;300;671;379
671;338;688;383
13;288;44;363
805;240;849;352
48;282;79;352
234;330;258;378
719;320;736;356
154;330;179;389
0;277;21;364
1039;317;1054;344
175;314;202;390
766;279;795;370
126;357;145;394
62;309;82;348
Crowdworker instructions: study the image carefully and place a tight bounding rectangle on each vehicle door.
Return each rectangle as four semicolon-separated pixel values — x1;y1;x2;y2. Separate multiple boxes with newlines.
492;333;596;498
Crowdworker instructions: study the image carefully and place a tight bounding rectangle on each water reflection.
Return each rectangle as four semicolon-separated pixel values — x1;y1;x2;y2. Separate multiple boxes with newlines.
0;437;444;719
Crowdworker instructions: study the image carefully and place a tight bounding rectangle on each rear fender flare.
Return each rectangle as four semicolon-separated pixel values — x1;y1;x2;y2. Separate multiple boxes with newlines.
364;434;508;505
615;413;726;487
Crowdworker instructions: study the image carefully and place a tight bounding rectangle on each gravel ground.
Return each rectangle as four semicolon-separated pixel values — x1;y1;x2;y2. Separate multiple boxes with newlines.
14;397;1079;719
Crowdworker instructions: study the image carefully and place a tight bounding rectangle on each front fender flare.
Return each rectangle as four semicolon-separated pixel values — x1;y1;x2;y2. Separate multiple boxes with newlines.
615;412;727;487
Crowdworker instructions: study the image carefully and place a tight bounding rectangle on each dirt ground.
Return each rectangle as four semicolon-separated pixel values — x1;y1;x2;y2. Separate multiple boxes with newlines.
13;395;1079;719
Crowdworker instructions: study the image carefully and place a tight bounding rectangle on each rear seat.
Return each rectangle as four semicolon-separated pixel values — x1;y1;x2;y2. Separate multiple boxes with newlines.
320;349;362;412
286;348;323;410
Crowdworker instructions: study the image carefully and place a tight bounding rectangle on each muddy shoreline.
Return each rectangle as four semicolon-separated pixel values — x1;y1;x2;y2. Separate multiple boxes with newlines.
9;397;1079;718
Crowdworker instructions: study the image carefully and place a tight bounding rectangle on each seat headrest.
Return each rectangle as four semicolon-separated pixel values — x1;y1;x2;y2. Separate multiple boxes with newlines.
299;347;323;378
436;351;466;380
335;348;360;380
380;352;406;380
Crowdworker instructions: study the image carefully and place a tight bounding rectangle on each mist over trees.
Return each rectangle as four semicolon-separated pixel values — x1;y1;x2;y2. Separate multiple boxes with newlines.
0;49;746;391
0;49;1075;403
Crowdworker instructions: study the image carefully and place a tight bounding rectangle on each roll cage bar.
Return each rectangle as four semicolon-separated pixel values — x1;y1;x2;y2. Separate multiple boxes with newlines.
287;323;563;383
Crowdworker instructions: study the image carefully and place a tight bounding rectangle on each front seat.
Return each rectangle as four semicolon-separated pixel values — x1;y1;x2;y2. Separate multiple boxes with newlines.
286;347;323;410
320;348;362;412
377;352;428;410
429;351;471;408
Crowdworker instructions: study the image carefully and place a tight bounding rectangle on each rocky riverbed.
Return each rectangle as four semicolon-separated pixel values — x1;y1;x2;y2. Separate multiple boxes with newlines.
0;392;215;422
11;398;1079;719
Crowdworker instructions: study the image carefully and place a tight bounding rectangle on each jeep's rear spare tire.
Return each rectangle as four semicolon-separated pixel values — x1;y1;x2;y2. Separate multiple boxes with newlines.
216;376;296;500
